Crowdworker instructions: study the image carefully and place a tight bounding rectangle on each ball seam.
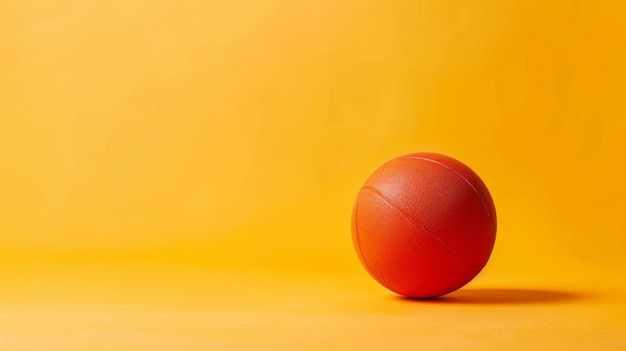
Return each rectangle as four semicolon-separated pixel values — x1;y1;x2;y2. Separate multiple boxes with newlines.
361;186;482;270
403;155;496;238
353;191;393;290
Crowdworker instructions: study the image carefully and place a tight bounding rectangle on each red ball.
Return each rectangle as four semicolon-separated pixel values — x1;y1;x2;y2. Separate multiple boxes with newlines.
352;153;497;298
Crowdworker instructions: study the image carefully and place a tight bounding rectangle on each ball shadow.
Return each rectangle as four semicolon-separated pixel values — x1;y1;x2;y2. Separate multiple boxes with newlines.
395;288;587;305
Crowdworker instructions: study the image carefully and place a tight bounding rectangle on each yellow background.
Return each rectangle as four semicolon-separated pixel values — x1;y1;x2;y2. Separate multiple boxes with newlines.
1;0;625;349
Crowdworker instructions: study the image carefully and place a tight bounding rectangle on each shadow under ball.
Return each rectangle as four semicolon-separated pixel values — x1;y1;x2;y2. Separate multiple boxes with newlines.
352;153;497;298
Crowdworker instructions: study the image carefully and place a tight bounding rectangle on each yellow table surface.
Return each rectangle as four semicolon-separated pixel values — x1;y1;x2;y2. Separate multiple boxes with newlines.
2;262;624;350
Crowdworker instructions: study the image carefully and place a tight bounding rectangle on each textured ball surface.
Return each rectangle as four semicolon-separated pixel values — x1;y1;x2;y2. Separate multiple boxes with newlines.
352;153;497;298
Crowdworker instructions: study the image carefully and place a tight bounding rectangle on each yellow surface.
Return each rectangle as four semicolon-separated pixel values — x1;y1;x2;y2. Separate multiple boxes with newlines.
1;0;625;349
2;263;625;350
